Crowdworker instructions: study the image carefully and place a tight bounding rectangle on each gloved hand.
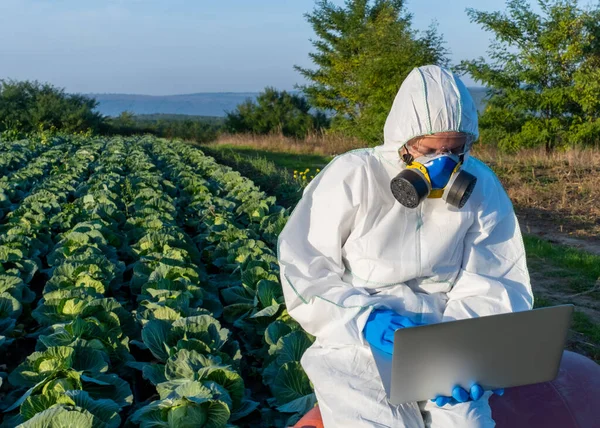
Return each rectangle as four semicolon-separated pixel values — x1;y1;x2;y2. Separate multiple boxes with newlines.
362;308;419;354
431;384;505;407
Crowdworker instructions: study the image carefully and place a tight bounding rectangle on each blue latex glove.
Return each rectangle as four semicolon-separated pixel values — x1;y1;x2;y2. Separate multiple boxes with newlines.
431;384;505;407
362;309;419;354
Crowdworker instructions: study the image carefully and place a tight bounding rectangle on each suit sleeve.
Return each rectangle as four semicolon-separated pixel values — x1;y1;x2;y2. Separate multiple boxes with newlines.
277;153;381;346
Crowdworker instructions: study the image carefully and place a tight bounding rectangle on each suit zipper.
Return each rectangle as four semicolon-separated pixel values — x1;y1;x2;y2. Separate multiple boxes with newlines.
416;204;423;278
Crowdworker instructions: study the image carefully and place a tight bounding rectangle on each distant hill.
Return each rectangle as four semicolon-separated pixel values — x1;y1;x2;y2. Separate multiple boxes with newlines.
89;88;489;118
133;113;224;124
89;92;260;118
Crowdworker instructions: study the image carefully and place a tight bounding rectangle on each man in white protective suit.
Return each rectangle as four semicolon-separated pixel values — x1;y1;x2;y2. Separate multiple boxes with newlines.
276;64;534;428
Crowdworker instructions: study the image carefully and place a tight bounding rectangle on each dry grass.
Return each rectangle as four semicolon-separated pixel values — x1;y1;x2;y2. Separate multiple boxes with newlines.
472;145;600;240
212;132;364;156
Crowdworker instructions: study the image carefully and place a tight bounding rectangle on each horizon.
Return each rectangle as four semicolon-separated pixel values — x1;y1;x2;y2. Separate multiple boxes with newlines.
82;86;488;97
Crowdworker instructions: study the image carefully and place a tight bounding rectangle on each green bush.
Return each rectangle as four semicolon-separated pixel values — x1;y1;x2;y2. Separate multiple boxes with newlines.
225;87;329;139
0;79;104;136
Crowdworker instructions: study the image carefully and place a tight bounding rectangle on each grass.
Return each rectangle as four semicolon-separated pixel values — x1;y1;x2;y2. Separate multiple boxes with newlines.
523;235;600;286
198;145;306;208
532;293;553;308
209;144;331;172
572;312;600;345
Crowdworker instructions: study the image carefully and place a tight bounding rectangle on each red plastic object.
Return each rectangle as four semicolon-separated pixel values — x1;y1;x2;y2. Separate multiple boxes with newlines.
293;351;600;428
294;406;323;428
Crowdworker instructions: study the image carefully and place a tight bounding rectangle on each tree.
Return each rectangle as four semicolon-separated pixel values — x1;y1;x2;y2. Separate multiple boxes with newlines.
295;0;447;144
225;87;329;139
0;80;105;135
459;0;600;152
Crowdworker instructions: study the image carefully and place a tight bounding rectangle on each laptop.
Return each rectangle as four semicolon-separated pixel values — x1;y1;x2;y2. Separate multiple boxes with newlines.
370;304;574;405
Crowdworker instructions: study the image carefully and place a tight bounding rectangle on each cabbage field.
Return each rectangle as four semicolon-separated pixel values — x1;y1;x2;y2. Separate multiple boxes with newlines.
0;135;315;427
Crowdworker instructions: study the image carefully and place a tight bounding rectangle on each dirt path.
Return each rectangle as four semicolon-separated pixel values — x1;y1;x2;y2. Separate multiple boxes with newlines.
517;213;600;258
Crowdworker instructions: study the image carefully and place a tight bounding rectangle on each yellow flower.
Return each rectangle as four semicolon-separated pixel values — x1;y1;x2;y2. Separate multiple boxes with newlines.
316;168;321;172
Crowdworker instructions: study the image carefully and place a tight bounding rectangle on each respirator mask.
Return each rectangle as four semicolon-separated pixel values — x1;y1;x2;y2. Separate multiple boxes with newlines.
390;134;477;209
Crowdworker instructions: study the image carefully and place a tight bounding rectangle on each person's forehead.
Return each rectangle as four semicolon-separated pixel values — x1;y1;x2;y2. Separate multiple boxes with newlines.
418;132;467;148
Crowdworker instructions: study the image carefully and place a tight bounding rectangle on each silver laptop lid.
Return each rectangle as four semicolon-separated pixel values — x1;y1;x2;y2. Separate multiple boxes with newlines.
370;304;573;405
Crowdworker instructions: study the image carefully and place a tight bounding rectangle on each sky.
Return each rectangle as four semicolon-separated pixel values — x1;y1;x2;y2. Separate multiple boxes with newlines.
0;0;550;95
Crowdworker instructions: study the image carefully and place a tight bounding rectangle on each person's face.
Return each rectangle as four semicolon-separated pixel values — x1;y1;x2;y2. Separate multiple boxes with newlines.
404;132;469;159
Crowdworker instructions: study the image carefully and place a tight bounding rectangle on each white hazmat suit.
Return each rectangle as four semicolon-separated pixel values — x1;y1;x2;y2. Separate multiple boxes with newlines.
277;65;533;428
